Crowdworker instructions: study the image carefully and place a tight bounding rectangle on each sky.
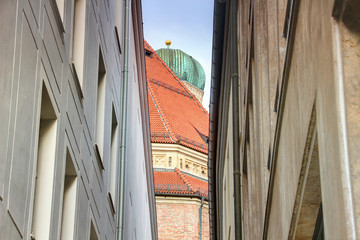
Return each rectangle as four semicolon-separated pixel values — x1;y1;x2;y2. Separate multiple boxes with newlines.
142;0;214;111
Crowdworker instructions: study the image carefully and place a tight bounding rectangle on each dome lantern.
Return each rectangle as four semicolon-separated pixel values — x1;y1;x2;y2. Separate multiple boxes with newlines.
165;40;172;48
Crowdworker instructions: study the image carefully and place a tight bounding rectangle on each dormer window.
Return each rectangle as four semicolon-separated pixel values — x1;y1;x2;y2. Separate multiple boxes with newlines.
145;49;152;58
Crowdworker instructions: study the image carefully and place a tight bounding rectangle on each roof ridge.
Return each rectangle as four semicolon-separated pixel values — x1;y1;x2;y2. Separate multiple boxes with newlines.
144;40;155;52
147;83;177;142
174;168;197;192
149;42;209;116
148;78;193;98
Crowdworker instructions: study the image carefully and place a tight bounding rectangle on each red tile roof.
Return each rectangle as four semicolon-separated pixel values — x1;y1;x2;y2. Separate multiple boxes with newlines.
145;40;209;154
154;168;208;198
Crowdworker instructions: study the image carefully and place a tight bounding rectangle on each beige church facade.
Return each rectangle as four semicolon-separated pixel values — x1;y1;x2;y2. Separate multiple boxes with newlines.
152;143;208;179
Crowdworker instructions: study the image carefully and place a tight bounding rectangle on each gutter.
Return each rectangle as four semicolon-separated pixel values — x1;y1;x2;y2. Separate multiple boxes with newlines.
208;0;226;239
116;0;131;239
230;0;242;239
155;192;208;201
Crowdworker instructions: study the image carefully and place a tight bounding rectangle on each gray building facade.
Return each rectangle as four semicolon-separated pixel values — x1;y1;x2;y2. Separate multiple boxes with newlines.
0;0;157;239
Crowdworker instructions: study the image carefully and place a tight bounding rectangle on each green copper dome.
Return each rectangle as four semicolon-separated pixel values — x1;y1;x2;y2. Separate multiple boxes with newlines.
156;48;206;90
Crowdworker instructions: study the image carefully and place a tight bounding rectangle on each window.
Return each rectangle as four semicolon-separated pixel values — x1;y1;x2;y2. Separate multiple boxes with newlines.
180;159;183;169
95;48;106;167
60;150;77;240
168;157;172;167
109;105;118;213
50;0;65;37
72;0;86;86
56;0;65;21
201;167;206;176
31;84;58;239
90;221;98;240
145;49;152;58
115;27;122;54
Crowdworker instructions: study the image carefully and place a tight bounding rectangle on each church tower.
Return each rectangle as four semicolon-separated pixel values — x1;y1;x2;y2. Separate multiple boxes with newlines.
156;40;206;104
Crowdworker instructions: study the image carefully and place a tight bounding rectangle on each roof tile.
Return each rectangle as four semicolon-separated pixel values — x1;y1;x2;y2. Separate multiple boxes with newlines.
154;168;208;197
145;40;209;154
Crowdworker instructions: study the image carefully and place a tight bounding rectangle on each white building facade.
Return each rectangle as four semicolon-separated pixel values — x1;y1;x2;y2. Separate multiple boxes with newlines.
0;0;157;239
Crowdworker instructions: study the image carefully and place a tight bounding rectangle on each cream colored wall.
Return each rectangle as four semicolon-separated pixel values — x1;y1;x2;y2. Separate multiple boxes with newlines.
152;143;208;179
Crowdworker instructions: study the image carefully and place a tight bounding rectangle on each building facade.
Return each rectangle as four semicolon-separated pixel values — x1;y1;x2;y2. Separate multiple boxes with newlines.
209;0;360;239
145;41;210;239
0;0;157;239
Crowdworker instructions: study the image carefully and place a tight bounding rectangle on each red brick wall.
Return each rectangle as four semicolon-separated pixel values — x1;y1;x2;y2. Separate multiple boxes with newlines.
156;197;209;240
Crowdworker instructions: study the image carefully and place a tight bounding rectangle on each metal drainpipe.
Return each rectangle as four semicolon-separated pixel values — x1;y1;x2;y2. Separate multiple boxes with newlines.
116;0;131;239
208;0;226;238
230;0;242;239
199;197;204;240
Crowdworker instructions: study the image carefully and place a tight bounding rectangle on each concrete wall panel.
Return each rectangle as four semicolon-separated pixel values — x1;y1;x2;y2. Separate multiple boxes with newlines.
0;0;18;200
8;13;39;235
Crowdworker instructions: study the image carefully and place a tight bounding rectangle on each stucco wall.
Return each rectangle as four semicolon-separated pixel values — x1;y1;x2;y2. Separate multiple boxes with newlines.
121;8;156;238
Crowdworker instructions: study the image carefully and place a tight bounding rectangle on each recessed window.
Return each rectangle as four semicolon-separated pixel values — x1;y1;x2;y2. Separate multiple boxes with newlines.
56;0;65;21
60;150;77;240
109;105;118;213
168;157;172;167
180;159;183;169
145;49;152;58
115;27;122;54
95;47;106;163
72;0;86;86
90;221;98;240
31;84;58;239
